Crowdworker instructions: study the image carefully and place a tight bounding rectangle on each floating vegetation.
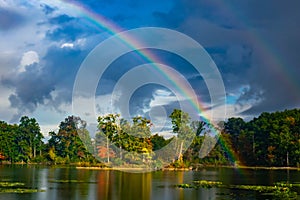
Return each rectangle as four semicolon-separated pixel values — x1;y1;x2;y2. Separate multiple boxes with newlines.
0;188;45;193
272;182;298;199
0;182;25;187
193;180;223;188
176;180;298;199
0;181;45;193
177;180;223;189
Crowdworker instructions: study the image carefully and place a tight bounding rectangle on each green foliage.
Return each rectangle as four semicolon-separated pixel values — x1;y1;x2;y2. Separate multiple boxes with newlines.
191;121;207;136
48;116;94;163
151;134;170;151
0;116;43;163
19;116;44;159
224;109;300;167
0;108;300;167
169;109;190;134
96;114;154;165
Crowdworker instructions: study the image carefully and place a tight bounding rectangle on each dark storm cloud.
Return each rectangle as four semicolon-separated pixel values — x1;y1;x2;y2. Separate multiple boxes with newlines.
46;25;85;42
40;4;56;15
2;63;55;121
1;45;89;122
42;46;89;105
46;14;99;41
153;0;300;115
0;7;25;31
232;0;300;114
152;0;253;98
153;0;241;29
63;0;173;29
2;0;299;123
128;85;161;116
49;14;75;24
99;49;212;110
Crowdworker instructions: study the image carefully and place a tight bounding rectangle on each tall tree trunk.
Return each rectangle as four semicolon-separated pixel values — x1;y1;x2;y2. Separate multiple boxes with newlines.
39;141;42;156
29;141;32;159
120;146;122;160
33;144;36;158
252;134;255;155
286;151;289;167
175;140;179;157
107;136;110;163
178;141;183;162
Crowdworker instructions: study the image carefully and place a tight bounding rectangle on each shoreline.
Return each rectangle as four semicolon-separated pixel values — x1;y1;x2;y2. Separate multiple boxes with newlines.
1;162;299;171
212;165;300;171
75;165;300;171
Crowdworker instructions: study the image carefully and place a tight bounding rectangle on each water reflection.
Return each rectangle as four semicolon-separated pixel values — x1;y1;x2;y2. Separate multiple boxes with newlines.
0;166;299;200
97;171;152;200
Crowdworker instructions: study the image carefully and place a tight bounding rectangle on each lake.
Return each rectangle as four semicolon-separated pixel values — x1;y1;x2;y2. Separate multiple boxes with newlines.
0;166;299;200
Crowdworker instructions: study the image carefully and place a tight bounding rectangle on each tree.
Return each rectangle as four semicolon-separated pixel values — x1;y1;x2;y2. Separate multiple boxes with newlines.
0;152;5;161
169;109;193;163
182;120;208;164
130;116;152;153
131;116;152;138
150;134;169;151
18;116;44;160
224;118;245;151
169;109;190;133
97;114;120;163
48;116;91;162
191;120;207;136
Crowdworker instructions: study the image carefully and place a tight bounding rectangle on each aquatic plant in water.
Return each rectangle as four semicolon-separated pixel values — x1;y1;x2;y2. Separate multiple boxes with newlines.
0;181;45;193
177;180;223;189
0;182;25;187
176;180;298;199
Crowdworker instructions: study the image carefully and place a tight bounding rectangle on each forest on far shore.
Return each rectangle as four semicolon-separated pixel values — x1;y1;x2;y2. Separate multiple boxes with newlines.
0;108;299;168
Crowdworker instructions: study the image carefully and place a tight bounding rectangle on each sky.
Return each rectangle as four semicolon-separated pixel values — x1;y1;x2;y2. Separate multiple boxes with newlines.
0;0;300;136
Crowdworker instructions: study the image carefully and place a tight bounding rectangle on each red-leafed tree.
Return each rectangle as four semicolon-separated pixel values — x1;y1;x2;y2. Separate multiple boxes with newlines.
0;152;5;160
97;146;115;159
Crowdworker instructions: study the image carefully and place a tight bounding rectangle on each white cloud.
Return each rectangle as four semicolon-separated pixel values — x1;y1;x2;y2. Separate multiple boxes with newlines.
201;103;252;123
60;43;74;48
149;89;187;108
156;130;175;139
0;1;57;76
19;51;39;72
76;38;86;47
149;95;177;108
60;39;86;49
40;124;59;138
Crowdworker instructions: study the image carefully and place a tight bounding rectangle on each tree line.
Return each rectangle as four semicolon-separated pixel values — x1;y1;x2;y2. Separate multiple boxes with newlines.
0;109;299;167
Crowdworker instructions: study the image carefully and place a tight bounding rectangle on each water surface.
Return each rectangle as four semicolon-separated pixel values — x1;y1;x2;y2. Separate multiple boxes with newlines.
0;166;299;200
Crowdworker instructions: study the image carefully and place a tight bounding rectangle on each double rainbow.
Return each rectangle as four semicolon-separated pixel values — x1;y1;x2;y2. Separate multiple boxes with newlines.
61;1;242;167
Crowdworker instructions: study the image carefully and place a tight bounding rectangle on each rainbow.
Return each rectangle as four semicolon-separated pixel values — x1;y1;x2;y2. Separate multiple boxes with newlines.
61;1;210;118
205;2;300;172
218;136;243;166
61;1;241;166
216;2;299;98
219;137;246;178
